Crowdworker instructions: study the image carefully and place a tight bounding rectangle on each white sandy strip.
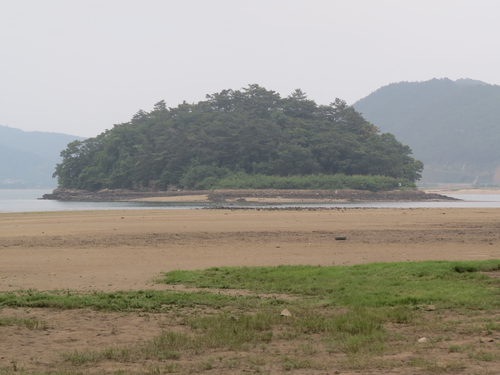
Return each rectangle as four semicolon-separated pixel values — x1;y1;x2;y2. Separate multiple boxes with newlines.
423;189;500;195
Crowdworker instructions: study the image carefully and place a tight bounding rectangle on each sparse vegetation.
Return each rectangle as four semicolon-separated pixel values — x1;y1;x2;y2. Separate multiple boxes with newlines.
0;317;47;330
2;260;500;374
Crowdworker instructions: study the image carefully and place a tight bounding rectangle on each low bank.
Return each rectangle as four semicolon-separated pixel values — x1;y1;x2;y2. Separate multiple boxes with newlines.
41;188;458;202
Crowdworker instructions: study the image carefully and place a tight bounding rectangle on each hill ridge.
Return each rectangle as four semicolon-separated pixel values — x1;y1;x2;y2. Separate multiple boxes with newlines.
353;78;500;185
0;125;85;188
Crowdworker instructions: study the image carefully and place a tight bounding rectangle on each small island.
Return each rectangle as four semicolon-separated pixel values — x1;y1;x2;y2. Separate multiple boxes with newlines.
52;85;424;196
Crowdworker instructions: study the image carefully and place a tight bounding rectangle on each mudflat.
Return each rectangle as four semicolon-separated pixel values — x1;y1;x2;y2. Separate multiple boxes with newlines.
1;207;499;292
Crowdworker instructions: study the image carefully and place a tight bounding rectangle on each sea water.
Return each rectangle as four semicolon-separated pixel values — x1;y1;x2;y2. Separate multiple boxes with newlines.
0;189;205;213
1;189;500;213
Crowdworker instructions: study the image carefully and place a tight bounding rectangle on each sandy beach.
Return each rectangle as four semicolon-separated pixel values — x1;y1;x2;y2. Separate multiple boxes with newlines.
1;207;499;292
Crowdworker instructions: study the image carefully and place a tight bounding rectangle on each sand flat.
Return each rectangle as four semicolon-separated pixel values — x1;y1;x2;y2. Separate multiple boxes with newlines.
1;208;499;292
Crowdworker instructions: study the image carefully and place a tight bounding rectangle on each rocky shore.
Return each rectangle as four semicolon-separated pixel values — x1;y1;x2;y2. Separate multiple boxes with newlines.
41;188;458;202
40;188;206;202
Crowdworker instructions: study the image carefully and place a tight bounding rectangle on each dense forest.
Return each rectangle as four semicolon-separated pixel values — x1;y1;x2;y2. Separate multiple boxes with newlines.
354;78;500;185
53;85;423;191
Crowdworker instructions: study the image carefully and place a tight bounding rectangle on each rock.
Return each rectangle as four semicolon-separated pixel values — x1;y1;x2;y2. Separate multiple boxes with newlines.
480;337;495;343
418;337;428;343
280;309;292;317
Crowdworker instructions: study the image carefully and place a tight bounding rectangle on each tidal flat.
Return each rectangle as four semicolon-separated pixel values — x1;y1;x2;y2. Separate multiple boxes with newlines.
1;208;500;374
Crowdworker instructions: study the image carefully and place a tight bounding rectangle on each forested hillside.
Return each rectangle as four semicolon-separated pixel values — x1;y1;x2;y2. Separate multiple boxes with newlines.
0;126;85;188
353;78;500;185
53;85;423;191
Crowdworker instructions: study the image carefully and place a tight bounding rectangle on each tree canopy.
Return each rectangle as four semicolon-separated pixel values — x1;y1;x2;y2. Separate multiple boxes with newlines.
53;85;423;191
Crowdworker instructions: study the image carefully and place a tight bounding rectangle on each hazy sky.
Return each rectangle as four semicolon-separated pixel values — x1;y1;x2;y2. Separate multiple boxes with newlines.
1;0;499;137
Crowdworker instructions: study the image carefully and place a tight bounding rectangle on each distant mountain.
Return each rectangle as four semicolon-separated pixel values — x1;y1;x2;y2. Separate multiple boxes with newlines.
0;125;85;188
353;78;500;185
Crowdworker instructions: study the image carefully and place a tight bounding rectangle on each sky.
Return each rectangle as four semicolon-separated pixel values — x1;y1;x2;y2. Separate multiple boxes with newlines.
1;0;499;138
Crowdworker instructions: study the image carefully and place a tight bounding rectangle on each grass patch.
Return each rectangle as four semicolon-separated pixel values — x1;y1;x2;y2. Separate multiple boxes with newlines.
0;317;47;330
208;172;415;191
468;351;500;361
159;260;500;309
281;356;319;370
0;289;275;312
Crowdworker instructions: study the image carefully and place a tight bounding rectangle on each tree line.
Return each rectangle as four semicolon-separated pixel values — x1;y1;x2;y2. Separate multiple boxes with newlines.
53;85;423;191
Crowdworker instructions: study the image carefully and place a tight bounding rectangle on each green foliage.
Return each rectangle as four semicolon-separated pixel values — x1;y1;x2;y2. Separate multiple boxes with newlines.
180;164;231;189
212;173;415;191
53;85;423;191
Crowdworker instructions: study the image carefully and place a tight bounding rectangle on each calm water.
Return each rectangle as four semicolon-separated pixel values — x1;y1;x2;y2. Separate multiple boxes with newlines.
1;190;500;213
0;190;206;213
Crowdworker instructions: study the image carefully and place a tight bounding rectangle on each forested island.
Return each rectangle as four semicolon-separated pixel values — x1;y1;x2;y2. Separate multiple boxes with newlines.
53;85;423;192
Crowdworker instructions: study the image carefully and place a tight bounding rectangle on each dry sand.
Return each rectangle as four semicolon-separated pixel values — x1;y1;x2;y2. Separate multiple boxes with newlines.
1;207;499;292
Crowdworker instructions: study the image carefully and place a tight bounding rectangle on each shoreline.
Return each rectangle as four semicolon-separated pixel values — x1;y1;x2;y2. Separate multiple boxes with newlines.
130;195;353;203
41;188;459;203
423;188;500;195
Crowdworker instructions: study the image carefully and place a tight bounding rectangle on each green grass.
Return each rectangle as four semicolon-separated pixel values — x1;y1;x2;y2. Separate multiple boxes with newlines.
210;172;416;191
4;261;498;313
159;260;500;309
0;289;276;312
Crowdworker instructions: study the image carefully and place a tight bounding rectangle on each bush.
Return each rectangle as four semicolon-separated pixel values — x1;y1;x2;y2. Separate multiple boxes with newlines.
210;173;414;192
